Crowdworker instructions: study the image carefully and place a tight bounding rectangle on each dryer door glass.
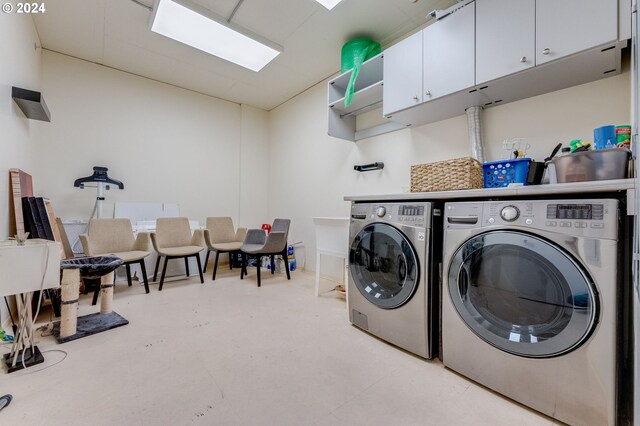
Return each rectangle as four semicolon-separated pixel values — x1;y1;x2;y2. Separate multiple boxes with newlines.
449;231;597;358
350;223;419;309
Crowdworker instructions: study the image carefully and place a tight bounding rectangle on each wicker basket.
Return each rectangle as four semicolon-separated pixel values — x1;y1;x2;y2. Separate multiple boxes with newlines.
411;157;484;192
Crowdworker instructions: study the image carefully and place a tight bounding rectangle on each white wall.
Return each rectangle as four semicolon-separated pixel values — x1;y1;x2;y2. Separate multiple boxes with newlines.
268;69;631;280
0;14;42;326
33;50;245;227
239;105;269;228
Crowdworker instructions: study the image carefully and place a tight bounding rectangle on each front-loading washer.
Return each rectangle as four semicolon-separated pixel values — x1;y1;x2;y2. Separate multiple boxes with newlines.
442;199;619;425
348;201;440;359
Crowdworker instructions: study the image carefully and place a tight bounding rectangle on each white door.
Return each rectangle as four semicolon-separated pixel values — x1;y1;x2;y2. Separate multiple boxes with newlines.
382;31;423;117
536;0;618;65
476;0;535;84
423;2;475;101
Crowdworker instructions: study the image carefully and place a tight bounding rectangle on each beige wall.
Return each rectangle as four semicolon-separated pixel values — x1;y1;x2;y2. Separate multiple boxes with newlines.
33;50;248;227
239;105;269;228
0;14;41;238
0;14;42;325
268;69;631;280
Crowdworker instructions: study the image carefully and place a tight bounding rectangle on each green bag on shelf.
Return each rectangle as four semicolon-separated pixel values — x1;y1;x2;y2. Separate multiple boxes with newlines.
341;38;381;108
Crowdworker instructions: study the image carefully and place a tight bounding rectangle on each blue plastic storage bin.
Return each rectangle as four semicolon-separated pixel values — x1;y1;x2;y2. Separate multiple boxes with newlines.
483;158;532;188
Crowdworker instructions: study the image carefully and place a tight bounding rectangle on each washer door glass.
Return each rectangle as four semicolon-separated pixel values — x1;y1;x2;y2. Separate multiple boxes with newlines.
448;231;598;358
350;223;419;309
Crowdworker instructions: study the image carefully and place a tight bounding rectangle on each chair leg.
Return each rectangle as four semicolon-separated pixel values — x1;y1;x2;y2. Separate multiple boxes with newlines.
140;259;150;294
271;255;275;274
92;284;100;306
126;264;132;287
195;254;204;284
256;262;261;287
240;253;245;279
315;252;321;297
184;257;190;277
212;251;220;280
48;289;61;317
283;249;290;280
203;249;210;273
243;254;248;276
159;257;169;291
229;252;233;270
153;256;161;281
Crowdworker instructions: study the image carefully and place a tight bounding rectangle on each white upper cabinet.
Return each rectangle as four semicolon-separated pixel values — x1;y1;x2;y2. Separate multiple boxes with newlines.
382;31;423;117
536;0;618;65
423;2;475;101
476;0;535;84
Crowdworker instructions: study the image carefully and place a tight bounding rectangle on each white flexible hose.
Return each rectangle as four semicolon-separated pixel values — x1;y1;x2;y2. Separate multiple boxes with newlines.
466;106;485;163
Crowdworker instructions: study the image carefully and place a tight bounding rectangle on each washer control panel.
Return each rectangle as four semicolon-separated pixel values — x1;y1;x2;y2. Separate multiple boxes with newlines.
445;199;618;240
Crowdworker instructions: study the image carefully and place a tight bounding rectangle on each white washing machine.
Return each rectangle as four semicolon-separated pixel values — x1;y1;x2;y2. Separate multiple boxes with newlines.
442;199;619;425
348;201;440;359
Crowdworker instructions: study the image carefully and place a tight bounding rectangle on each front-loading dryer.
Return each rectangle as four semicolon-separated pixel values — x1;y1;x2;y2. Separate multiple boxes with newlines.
442;199;619;425
348;201;440;359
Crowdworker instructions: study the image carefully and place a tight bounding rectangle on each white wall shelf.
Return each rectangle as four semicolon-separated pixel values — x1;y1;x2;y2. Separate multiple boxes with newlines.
329;81;383;116
328;53;402;142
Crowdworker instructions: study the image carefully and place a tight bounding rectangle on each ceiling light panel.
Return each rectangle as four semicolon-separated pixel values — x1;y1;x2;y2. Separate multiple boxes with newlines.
315;0;343;10
150;0;282;72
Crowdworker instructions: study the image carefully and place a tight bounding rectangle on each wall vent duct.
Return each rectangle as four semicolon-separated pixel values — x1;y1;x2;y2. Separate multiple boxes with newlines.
11;87;51;122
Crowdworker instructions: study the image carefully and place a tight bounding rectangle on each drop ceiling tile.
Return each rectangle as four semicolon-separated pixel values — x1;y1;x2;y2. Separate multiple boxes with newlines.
170;61;242;100
102;36;179;84
33;0;106;62
232;0;319;44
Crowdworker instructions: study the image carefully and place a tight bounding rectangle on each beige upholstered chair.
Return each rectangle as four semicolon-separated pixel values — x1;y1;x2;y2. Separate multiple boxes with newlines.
79;218;151;294
203;217;247;280
240;218;291;287
150;217;205;291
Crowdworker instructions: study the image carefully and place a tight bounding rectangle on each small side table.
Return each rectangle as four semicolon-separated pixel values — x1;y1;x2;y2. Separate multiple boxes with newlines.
0;239;61;373
312;217;350;298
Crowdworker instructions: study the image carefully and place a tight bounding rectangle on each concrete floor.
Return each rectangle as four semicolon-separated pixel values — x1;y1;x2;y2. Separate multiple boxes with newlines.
0;267;555;425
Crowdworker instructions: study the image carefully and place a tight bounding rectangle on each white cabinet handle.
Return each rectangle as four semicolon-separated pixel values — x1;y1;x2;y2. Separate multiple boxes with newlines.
520;56;527;63
542;48;550;55
425;90;431;96
413;95;419;101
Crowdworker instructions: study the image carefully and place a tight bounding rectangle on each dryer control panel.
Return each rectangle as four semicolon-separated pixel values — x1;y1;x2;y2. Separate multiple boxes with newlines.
351;202;431;229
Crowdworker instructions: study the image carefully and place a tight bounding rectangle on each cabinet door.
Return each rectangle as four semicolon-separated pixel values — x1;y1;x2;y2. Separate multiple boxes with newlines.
536;0;618;65
383;31;423;116
423;2;475;101
476;0;535;84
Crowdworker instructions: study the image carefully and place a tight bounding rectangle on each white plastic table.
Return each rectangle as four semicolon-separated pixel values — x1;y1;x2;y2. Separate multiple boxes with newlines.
312;217;350;297
0;239;61;371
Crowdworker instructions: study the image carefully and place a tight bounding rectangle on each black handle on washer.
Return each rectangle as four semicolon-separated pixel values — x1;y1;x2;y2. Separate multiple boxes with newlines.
447;216;479;224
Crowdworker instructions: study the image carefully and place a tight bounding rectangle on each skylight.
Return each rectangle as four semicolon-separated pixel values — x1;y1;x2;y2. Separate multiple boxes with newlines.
150;0;282;72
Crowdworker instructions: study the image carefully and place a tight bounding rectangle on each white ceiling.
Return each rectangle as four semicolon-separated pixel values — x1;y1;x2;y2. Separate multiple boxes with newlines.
32;0;456;110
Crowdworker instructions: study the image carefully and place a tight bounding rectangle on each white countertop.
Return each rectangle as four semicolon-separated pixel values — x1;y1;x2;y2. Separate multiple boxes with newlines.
343;179;635;202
